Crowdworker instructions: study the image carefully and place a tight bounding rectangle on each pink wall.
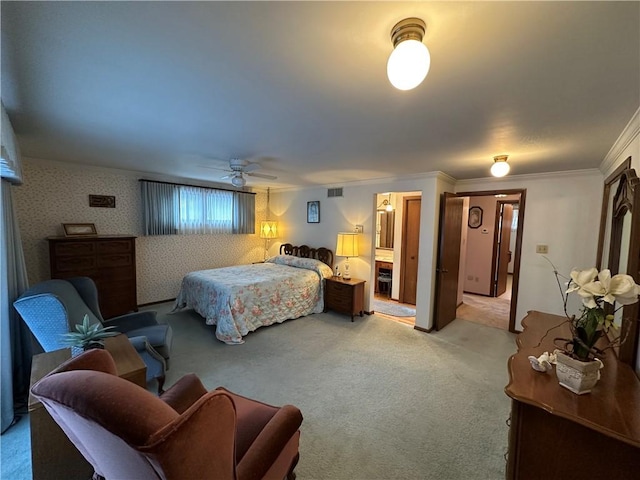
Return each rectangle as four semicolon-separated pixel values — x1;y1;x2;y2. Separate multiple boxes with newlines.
463;196;498;295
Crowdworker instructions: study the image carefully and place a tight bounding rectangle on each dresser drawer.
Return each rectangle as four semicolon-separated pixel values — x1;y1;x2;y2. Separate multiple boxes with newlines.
326;281;351;299
327;293;352;310
55;256;96;272
97;240;132;254
54;241;96;257
97;253;133;268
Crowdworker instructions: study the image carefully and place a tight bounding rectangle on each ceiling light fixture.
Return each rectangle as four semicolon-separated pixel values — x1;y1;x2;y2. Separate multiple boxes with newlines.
231;174;246;187
387;17;431;91
491;155;510;177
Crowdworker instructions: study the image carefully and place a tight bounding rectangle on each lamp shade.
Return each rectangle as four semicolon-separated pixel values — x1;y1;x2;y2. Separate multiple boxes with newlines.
335;232;359;258
259;221;278;239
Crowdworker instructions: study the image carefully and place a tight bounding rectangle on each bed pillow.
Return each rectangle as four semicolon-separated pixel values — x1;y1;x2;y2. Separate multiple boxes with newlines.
266;255;333;279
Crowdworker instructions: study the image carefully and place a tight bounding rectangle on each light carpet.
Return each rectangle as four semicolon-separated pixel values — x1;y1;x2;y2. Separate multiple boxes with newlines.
371;298;416;317
457;293;511;330
2;303;517;480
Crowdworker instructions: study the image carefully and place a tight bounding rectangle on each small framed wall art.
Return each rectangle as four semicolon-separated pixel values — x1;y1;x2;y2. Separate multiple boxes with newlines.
62;223;98;237
89;194;116;208
307;201;320;223
468;206;483;229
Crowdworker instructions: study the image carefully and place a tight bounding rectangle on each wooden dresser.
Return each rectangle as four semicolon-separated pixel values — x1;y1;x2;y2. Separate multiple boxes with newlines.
505;311;640;479
48;235;137;319
324;277;366;321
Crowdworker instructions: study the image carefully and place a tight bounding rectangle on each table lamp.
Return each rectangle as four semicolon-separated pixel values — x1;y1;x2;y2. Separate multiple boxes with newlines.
335;232;359;280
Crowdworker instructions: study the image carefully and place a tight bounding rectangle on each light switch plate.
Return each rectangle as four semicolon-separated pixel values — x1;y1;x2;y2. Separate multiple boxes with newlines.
355;225;363;234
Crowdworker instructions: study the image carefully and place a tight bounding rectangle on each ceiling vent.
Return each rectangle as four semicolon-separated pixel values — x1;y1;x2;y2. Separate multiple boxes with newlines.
327;187;343;198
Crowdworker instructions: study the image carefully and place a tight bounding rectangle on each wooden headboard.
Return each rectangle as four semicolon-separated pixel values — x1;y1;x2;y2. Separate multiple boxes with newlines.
279;243;334;269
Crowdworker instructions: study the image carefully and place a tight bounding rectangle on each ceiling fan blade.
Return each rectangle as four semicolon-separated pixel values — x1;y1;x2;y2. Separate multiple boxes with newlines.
243;162;261;173
200;165;232;172
219;174;233;180
246;172;277;180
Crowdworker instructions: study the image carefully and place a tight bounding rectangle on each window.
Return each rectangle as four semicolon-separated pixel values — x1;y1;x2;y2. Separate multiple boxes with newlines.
141;180;255;236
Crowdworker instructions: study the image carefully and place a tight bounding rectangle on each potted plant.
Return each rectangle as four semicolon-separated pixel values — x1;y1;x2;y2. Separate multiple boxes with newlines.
550;264;640;394
61;314;120;353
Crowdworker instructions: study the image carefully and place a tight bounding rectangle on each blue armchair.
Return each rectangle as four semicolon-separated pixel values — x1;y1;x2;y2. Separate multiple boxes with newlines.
13;277;172;393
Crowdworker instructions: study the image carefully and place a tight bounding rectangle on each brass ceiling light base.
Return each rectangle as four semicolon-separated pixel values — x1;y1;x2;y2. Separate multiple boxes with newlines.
390;18;426;48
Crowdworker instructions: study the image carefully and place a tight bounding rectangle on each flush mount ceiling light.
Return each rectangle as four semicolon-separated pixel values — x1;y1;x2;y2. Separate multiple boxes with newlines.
491;155;510;177
387;17;431;91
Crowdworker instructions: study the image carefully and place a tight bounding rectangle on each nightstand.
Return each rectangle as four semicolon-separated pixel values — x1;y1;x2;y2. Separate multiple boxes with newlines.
324;277;366;321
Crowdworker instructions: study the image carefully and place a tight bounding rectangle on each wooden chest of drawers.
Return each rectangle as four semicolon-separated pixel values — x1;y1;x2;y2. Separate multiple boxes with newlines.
324;277;365;321
48;236;137;319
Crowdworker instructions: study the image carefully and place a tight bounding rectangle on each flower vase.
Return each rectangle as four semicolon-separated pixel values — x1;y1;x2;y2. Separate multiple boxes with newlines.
555;351;602;395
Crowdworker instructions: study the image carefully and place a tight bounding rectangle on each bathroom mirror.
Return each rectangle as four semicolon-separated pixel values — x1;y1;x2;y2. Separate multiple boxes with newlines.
376;210;395;249
596;158;640;368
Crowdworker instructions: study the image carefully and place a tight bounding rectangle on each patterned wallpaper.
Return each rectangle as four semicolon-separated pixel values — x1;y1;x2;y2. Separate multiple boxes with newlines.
13;159;268;304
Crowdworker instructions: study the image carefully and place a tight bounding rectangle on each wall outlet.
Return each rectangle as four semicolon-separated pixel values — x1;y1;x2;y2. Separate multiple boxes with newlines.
536;244;549;254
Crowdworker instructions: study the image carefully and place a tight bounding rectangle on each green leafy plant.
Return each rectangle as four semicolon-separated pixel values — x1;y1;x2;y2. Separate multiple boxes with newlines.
61;314;120;351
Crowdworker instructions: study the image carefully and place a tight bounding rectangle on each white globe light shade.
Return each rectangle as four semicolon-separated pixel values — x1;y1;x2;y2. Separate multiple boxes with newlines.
387;39;431;91
231;175;246;187
491;160;510;177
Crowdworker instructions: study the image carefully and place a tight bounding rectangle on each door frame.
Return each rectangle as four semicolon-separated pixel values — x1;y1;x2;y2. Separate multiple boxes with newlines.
454;189;526;333
399;195;421;304
490;200;519;297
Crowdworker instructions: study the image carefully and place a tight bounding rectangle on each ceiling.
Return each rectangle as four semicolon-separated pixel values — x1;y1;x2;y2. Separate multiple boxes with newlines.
2;1;639;189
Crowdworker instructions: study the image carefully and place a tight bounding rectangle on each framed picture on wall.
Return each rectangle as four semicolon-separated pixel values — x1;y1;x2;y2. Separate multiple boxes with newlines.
62;223;98;236
307;201;320;223
468;206;483;229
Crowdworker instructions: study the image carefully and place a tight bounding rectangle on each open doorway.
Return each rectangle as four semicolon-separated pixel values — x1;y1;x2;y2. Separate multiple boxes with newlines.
434;189;525;333
456;195;519;330
371;191;420;326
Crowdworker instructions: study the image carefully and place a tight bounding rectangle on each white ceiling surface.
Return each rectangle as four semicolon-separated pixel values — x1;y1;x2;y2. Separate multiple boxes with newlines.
2;1;639;188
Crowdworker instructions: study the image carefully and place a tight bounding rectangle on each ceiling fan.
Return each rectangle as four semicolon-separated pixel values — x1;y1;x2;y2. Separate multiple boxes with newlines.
205;159;277;187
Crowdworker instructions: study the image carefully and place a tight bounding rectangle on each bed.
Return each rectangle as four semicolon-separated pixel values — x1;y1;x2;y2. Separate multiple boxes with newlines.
173;244;334;344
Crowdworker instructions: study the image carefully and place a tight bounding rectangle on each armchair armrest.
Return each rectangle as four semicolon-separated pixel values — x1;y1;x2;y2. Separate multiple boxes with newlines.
143;391;237;479
103;310;158;332
160;374;208;414
236;404;303;480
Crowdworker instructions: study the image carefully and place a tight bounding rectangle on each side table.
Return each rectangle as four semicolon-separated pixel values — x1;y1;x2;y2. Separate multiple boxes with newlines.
324;276;366;321
28;335;146;480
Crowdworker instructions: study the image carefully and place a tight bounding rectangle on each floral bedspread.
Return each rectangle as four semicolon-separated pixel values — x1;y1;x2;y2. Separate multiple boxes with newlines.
173;255;334;344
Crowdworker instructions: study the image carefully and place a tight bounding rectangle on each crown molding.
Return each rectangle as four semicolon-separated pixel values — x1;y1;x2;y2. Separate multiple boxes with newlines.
455;168;602;187
600;106;640;174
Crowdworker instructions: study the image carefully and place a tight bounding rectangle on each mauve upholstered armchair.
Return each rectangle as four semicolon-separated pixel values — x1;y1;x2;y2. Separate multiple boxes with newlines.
13;276;172;393
31;349;303;480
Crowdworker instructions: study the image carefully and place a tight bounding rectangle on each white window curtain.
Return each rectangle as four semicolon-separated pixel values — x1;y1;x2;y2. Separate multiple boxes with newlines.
141;180;255;236
178;186;234;234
